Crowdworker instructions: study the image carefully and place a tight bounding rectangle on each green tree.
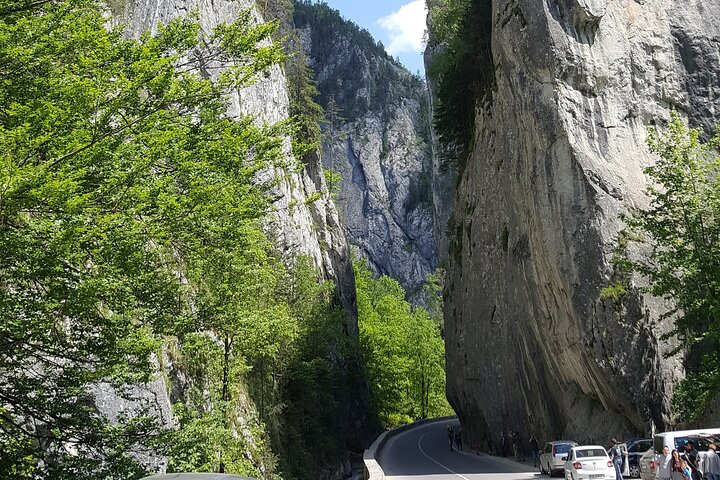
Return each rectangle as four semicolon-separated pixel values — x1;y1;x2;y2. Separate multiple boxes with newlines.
322;95;345;200
426;0;493;166
618;114;720;421
269;257;357;480
354;262;452;427
0;0;286;476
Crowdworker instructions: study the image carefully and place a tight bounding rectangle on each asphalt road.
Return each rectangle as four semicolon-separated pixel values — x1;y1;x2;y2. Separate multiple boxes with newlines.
378;420;539;480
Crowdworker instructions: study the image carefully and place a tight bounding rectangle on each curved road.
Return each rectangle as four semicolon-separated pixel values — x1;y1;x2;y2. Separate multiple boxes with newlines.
378;420;539;480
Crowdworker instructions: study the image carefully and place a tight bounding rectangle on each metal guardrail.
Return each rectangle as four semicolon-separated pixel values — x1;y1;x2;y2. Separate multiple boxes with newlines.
362;416;457;480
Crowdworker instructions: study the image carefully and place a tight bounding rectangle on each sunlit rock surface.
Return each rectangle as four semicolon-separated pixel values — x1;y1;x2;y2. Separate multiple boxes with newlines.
295;4;437;301
429;0;720;447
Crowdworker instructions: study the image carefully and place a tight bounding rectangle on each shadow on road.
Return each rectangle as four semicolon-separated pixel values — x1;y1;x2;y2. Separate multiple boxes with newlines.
378;420;543;479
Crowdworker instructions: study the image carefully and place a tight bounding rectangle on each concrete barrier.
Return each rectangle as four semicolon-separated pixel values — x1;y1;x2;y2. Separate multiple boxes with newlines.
362;416;457;480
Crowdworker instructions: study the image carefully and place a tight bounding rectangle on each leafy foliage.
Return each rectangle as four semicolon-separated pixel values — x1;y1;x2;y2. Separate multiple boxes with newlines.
354;263;452;427
0;0;289;476
616;114;720;421
426;0;494;165
269;257;364;480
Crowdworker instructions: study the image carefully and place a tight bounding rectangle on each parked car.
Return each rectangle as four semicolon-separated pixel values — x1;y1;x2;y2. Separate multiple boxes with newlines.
562;445;616;480
653;428;720;454
541;440;578;477
140;475;255;480
639;448;656;480
624;438;653;478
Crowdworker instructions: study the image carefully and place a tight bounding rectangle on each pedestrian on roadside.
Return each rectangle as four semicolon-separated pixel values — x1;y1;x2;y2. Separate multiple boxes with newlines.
512;431;521;461
680;460;693;480
610;438;625;480
683;440;699;469
530;434;540;468
455;428;463;451
672;449;686;480
657;445;673;480
703;444;720;480
447;425;454;451
501;431;507;457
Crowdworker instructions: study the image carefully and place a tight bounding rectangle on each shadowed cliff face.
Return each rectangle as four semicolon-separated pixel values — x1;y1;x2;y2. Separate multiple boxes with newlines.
431;0;720;446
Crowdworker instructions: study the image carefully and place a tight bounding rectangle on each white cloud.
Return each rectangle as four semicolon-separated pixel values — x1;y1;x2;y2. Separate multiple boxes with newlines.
377;0;427;57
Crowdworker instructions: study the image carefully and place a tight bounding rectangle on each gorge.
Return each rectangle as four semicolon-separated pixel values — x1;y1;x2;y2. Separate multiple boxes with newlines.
3;0;720;478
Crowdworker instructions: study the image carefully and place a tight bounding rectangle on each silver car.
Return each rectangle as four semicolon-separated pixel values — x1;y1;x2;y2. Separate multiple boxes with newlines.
638;448;656;480
540;440;578;476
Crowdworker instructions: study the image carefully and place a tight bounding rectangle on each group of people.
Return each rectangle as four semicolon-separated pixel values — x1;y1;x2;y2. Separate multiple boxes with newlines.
490;430;540;465
447;425;463;452
655;441;720;480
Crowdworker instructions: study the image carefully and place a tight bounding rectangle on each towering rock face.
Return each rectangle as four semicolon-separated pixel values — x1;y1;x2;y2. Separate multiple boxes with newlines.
431;0;720;445
295;3;436;300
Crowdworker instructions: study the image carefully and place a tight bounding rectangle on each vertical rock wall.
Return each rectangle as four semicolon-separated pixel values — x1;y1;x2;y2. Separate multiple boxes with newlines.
434;0;720;446
116;0;357;323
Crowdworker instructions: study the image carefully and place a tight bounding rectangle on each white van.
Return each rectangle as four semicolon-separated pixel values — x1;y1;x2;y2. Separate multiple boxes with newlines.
653;428;720;454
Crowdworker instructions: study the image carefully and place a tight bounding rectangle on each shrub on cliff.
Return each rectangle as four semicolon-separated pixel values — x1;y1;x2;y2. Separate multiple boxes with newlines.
426;0;493;168
614;115;720;422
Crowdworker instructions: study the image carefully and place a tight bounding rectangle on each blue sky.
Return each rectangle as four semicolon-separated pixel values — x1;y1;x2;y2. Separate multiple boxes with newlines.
320;0;427;75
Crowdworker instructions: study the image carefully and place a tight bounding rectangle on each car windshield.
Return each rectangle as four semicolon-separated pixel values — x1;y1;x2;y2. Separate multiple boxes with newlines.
575;448;607;458
555;444;573;454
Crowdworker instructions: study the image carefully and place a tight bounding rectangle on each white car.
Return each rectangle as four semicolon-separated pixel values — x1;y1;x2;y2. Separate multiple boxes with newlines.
541;440;579;476
563;445;617;480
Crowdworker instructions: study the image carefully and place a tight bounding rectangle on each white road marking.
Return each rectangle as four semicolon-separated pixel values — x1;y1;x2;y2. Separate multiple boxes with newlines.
417;431;472;480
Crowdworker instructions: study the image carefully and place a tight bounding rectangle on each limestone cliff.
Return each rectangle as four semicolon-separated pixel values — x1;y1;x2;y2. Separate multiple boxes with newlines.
294;3;437;301
429;0;720;446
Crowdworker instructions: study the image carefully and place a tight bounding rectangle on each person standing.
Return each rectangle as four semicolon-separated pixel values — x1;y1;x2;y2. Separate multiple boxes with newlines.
672;449;686;480
683;441;699;469
610;438;625;480
657;445;673;480
703;444;720;480
512;431;521;461
501;431;507;457
530;434;540;467
455;428;463;451
447;425;454;451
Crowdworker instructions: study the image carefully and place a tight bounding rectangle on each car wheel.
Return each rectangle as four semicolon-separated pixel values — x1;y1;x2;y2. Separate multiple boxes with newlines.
629;465;640;478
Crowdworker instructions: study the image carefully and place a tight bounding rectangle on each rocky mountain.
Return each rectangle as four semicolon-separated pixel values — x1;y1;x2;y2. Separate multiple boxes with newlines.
427;0;720;447
294;2;437;301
